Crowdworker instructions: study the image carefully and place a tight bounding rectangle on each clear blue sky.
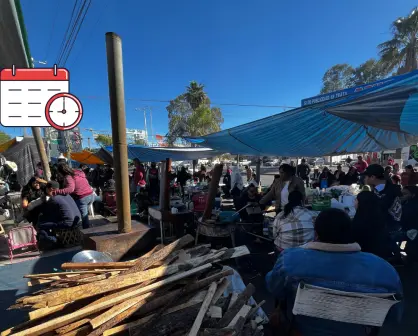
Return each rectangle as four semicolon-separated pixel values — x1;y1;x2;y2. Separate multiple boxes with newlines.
2;0;417;146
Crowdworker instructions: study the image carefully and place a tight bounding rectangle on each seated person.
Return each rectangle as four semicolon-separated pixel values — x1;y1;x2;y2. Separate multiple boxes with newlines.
341;166;359;185
309;167;320;187
315;167;336;189
273;190;314;252
37;181;82;230
21;177;47;227
266;208;403;336
237;183;263;222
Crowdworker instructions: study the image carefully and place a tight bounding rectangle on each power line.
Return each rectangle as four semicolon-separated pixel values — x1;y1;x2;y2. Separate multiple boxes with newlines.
69;0;109;69
55;0;80;65
43;0;61;61
78;95;297;109
61;0;93;67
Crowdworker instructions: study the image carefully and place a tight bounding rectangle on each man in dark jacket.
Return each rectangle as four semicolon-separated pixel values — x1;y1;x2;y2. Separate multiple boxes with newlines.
363;164;403;262
38;181;82;229
297;159;311;187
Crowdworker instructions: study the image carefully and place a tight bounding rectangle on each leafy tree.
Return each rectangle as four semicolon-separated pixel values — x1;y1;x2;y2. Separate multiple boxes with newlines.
352;59;389;86
94;134;112;147
166;82;223;144
0;130;11;144
167;81;223;171
133;138;147;146
320;64;355;94
379;7;418;75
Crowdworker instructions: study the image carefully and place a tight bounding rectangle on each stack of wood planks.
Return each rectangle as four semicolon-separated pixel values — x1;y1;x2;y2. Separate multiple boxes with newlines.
3;234;266;336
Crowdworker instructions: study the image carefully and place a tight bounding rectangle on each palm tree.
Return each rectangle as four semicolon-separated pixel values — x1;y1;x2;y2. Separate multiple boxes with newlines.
379;7;418;75
184;81;208;110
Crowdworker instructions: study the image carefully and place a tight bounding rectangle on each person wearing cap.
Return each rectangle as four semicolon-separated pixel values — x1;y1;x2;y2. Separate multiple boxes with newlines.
37;181;81;230
363;164;403;262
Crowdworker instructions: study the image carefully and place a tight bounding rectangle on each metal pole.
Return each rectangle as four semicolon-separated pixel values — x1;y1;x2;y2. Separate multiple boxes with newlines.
23;127;27;136
87;137;91;149
32;127;51;180
255;157;261;184
143;108;148;142
106;32;131;234
149;107;153;145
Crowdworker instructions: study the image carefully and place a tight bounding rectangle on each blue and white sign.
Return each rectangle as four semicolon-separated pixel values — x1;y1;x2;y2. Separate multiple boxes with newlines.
301;71;417;107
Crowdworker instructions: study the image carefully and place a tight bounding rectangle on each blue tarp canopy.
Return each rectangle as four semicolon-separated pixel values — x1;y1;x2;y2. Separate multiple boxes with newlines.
105;145;221;162
187;71;418;156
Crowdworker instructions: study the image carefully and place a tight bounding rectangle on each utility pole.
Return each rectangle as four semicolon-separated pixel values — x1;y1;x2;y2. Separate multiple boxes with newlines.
87;137;91;149
134;107;148;143
149;107;154;144
31;58;50;180
106;32;131;233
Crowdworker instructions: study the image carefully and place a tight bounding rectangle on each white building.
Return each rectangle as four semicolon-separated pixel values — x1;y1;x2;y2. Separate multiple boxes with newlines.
126;128;147;144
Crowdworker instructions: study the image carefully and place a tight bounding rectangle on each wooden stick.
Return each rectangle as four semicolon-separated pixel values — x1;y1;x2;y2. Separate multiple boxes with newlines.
55;317;94;335
60;325;91;336
22;262;192;307
217;284;255;328
103;291;207;336
211;278;230;305
121;234;194;275
61;262;134;270
24;269;128;279
187;282;218;336
140;244;164;258
9;264;212;336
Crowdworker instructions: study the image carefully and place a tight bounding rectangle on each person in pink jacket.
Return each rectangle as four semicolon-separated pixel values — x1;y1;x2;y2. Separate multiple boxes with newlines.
54;163;94;229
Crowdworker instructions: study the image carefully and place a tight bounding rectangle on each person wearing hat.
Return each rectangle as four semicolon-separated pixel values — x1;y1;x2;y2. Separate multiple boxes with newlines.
37;180;82;230
363;164;403;263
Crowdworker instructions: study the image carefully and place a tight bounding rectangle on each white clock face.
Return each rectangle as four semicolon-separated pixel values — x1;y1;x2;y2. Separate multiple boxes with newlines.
47;95;82;129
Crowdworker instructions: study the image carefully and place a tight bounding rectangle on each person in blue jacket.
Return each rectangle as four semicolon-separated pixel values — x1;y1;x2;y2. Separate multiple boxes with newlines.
266;208;403;336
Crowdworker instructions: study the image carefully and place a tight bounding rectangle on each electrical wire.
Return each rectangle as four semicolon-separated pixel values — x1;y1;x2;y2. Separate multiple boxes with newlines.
78;95;297;109
43;0;61;61
61;0;93;67
68;0;109;69
55;0;80;65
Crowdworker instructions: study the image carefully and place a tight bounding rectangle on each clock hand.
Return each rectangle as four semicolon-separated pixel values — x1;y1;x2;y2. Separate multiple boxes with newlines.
63;97;66;110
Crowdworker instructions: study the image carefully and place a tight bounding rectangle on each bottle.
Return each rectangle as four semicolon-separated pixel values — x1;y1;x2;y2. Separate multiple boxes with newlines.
263;217;269;236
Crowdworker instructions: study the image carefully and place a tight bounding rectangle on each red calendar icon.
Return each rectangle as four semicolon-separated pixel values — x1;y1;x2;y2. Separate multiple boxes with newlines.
0;65;83;130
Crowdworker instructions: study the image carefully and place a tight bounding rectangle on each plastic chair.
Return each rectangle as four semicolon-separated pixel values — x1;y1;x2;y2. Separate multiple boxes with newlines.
7;225;39;263
292;282;400;335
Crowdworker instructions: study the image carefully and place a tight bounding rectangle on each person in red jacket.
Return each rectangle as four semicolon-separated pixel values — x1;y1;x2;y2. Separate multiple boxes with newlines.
133;158;146;191
54;163;94;229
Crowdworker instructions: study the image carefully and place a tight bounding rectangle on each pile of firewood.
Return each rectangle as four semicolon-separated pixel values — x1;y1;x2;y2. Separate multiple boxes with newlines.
3;234;266;336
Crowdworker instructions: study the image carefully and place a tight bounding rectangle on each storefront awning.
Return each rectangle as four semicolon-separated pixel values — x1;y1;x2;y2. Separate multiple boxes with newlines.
105;145;221;162
187;71;418;156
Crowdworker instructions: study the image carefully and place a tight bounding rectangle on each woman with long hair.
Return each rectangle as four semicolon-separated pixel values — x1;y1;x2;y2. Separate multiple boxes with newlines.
352;191;391;258
272;190;314;251
54;163;94;229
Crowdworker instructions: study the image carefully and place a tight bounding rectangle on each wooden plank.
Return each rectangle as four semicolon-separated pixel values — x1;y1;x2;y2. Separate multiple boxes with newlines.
102;291;207;336
211;278;230;306
61;262;135;270
60;325;90;336
24;269;128;279
227;305;251;328
9;264;212;336
217;284;255;328
187;282;218;336
207;306;222;318
121;234;194;275
22;262;192;307
227;293;239;310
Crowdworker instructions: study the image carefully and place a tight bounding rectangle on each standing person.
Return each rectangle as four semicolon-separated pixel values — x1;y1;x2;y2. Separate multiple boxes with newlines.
401;164;418;186
393;163;401;176
363;164;403;263
90;164;102;195
260;164;305;213
333;164;345;184
133;158;146;191
146;162;159;200
177;166;191;197
355;156;368;185
230;166;244;206
53;163;94;229
222;168;232;198
352;191;391;259
384;165;394;181
401;186;418;261
245;165;252;182
297;159;311;187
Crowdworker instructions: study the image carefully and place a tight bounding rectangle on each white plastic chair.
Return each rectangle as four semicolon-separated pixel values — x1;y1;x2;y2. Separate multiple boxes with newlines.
292;282;399;329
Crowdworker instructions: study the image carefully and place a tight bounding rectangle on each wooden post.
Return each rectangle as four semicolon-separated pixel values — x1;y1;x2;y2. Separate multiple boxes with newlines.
32;127;51;180
255;157;261;184
105;32;131;233
202;164;223;220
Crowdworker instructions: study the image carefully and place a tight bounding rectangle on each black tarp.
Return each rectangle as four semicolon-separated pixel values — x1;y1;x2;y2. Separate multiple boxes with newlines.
3;137;40;187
